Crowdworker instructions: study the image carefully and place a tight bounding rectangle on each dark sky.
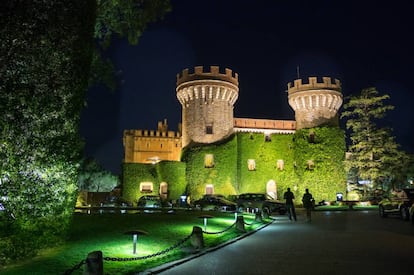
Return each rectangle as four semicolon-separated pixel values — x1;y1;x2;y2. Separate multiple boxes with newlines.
80;0;414;175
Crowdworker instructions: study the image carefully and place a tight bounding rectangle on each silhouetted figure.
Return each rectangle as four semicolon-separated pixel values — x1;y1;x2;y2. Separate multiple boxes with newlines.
283;187;296;221
302;188;314;222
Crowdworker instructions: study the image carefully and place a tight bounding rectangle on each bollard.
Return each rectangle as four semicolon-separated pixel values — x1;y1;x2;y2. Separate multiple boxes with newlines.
190;226;204;249
255;210;263;222
198;214;214;231
235;215;246;232
84;251;103;275
124;230;148;255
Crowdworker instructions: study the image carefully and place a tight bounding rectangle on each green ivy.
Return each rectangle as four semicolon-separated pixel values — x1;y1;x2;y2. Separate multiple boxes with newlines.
181;135;238;200
123;128;347;204
122;161;186;204
293;127;347;201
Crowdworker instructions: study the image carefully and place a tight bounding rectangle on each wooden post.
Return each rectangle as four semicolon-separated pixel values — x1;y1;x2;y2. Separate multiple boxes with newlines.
84;251;103;275
190;226;204;249
255;210;263;222
235;215;246;232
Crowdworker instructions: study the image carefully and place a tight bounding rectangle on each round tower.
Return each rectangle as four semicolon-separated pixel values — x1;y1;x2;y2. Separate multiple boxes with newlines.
176;66;239;147
287;77;343;129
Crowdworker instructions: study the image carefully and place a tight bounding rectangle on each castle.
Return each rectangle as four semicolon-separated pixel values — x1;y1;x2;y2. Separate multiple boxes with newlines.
122;66;346;203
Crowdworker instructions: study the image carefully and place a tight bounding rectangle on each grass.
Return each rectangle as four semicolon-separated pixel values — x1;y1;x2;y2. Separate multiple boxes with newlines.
1;210;267;275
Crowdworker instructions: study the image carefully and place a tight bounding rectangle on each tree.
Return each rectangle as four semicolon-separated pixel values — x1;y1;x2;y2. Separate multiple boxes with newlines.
341;87;409;196
90;0;171;89
79;158;119;192
0;0;170;265
0;1;97;264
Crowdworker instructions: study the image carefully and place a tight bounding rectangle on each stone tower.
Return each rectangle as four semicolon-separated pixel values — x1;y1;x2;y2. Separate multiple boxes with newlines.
176;66;239;147
287;77;343;129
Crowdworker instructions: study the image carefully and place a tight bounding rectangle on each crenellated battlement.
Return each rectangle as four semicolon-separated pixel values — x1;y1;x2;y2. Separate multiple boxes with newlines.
176;66;239;147
287;77;343;130
123;119;181;139
287;77;341;95
176;66;239;87
124;129;181;139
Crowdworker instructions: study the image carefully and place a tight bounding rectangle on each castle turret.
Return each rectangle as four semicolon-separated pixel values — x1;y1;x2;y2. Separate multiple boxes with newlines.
176;66;239;147
287;77;343;129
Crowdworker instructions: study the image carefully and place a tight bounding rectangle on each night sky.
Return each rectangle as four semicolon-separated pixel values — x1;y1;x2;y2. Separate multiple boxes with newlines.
80;0;414;175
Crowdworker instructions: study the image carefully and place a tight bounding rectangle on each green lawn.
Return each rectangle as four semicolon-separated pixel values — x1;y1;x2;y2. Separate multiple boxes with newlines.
1;210;266;275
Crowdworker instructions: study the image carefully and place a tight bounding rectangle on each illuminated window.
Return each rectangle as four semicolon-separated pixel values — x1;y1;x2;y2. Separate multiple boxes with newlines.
206;126;213;134
140;182;153;193
205;154;214;168
159;182;168;199
205;184;214;195
160;182;168;194
306;160;315;170
277;160;284;170
266;180;277;199
248;159;256;171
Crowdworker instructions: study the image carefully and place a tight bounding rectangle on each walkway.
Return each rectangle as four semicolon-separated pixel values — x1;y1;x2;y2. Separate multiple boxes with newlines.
140;209;414;275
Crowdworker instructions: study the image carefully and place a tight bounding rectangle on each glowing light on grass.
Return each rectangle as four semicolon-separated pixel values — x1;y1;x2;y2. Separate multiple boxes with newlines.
124;230;148;254
198;214;214;231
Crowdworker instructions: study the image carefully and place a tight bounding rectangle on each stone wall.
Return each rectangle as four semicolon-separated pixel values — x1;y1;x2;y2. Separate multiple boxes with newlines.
176;66;239;147
287;77;343;129
123;120;182;163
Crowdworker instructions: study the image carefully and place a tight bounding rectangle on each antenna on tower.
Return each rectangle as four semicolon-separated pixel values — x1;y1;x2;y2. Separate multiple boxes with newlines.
296;65;300;79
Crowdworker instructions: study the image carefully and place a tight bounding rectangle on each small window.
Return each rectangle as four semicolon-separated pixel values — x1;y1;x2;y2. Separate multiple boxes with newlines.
205;184;214;195
206;126;213;134
277;160;284;170
309;132;315;143
140;182;153;193
159;182;168;199
306;160;315;170
248;159;256;171
205;154;214;168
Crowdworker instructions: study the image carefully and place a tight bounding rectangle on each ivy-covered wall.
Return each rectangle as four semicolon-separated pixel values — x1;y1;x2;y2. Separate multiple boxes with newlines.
122;127;346;204
237;133;296;196
292;127;347;202
181;135;238;200
157;161;187;199
122;161;186;204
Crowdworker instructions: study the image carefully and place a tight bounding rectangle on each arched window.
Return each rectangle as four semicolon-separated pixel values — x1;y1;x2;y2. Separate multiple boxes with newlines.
159;182;168;199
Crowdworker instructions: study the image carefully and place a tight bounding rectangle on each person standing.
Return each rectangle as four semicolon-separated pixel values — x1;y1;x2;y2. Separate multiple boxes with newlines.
302;188;314;222
283;187;296;221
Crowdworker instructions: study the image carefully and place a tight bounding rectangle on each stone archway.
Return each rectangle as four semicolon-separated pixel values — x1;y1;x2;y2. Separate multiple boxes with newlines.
266;180;277;199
